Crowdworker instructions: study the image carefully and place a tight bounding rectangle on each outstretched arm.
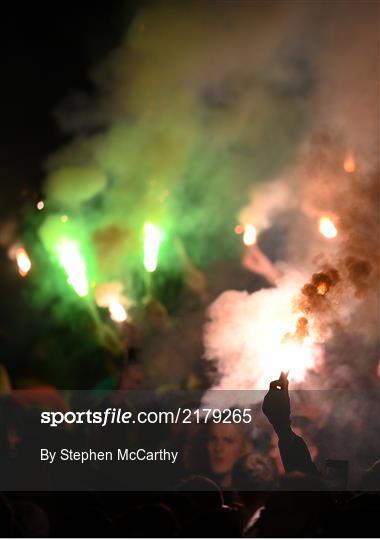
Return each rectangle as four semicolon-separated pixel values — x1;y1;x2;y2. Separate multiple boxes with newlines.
262;372;318;476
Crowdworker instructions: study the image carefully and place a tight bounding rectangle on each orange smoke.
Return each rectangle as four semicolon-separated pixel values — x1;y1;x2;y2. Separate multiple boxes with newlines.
283;316;309;345
317;281;328;296
297;268;340;315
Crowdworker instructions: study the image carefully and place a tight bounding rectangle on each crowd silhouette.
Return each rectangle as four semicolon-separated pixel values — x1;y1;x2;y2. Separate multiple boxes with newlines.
0;363;378;537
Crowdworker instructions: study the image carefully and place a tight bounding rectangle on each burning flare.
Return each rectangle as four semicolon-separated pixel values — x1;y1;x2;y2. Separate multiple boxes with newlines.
108;300;127;323
243;224;257;246
319;216;337;239
15;246;32;277
143;223;162;272
343;151;356;173
8;245;32;277
56;240;88;297
204;275;322;391
317;281;328;295
280;317;315;381
276;337;316;383
95;282;130;323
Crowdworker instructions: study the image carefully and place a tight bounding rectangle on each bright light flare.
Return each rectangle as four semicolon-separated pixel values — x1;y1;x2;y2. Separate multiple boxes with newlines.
15;247;31;277
243;224;257;246
259;316;318;386
95;282;130;323
56;240;88;297
143;223;162;272
276;338;316;382
254;330;318;388
319;216;337;239
36;200;44;211
109;300;127;323
203;277;323;392
343;152;356;173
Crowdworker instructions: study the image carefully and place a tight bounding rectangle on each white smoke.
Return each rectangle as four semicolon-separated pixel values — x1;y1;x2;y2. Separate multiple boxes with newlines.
203;270;326;391
203;1;379;395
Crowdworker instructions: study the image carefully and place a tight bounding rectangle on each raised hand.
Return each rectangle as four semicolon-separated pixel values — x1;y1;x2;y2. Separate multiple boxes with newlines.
262;371;291;434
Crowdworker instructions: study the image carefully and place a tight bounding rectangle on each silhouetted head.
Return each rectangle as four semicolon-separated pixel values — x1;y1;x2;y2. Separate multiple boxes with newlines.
232;452;277;492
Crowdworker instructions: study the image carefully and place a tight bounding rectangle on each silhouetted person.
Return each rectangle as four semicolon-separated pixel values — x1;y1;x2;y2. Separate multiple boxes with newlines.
262;372;318;476
0;494;14;536
253;473;334;537
172;475;224;532
113;503;180;538
175;476;241;537
232;452;277;535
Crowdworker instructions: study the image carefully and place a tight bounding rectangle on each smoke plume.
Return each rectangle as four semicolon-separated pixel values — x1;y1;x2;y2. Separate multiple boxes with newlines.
26;1;379;395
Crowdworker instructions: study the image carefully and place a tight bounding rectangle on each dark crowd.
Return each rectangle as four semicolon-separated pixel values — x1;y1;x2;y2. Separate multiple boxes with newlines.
0;360;379;538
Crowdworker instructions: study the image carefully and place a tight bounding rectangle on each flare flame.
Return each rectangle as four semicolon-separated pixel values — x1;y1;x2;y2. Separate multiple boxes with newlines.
243;224;257;246
143;223;162;273
109;300;128;323
15;247;32;277
56;240;88;297
319;216;337;239
343;151;356;173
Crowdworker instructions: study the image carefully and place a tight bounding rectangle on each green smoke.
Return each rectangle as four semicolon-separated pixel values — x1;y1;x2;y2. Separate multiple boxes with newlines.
29;1;308;360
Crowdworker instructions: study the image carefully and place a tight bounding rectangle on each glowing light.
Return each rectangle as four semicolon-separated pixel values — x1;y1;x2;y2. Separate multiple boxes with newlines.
343;152;356;173
203;276;323;392
143;223;162;272
61;215;69;223
56;240;88;297
36;200;44;211
278;317;315;381
319;216;337;239
317;281;328;295
109;300;127;323
95;282;131;322
243;224;257;246
234;225;244;234
255;329;318;388
15;247;31;277
277;338;315;382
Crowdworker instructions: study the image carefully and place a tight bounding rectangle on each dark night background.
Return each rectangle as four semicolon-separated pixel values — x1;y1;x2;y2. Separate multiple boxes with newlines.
1;1;141;212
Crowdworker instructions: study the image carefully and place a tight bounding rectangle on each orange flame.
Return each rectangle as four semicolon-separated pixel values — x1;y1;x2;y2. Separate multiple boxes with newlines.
279;316;316;381
15;247;31;277
283;317;309;344
317;281;328;295
343;152;356;173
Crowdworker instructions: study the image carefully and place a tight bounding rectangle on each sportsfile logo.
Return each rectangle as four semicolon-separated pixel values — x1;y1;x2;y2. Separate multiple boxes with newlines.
41;407;254;427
